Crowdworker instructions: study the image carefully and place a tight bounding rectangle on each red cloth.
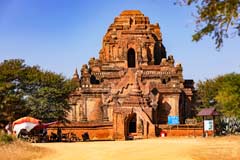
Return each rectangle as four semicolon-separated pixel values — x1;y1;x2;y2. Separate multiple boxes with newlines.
13;117;40;126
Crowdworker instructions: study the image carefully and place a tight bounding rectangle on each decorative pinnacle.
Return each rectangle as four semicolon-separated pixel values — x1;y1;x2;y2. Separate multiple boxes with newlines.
73;68;79;79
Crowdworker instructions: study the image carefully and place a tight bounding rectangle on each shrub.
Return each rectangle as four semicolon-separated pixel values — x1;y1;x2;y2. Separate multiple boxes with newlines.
0;133;15;144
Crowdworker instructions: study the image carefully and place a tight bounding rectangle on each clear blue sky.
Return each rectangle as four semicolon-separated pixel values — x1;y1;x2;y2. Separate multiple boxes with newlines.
0;0;239;83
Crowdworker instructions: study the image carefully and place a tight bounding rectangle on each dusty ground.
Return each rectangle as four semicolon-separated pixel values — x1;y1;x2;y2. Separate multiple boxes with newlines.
33;136;240;160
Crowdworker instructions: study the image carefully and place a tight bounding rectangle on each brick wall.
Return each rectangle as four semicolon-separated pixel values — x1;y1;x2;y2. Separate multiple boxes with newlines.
48;122;114;141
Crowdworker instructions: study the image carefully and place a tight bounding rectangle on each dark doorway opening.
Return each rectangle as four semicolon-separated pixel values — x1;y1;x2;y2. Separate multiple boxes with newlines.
154;43;161;65
127;48;136;68
154;43;166;65
147;47;152;64
128;113;136;133
90;75;100;84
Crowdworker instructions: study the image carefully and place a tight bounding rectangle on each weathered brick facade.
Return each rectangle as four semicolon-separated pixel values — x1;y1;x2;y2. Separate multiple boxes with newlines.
68;10;195;140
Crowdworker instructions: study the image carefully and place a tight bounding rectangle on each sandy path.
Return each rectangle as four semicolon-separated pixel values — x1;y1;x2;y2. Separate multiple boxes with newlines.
34;137;240;160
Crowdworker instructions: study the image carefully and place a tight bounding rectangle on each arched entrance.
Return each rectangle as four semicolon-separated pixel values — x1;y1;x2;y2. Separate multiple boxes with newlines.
128;113;137;133
153;43;166;65
125;113;137;139
154;43;161;65
127;48;136;68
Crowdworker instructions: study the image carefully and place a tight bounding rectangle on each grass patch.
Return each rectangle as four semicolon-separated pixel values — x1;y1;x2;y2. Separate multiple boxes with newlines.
0;133;15;144
0;137;51;160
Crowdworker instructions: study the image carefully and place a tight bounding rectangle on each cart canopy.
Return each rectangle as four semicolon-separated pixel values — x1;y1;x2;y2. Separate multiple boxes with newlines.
13;117;40;136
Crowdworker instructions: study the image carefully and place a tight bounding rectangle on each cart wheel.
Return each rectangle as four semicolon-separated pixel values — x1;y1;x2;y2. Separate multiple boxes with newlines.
18;129;30;142
29;136;37;143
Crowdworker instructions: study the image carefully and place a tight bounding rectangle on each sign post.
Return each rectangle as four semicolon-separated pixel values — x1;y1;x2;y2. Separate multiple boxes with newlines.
203;119;214;137
197;107;219;137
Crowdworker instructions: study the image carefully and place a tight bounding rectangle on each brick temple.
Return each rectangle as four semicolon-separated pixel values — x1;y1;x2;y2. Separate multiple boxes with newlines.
68;10;195;140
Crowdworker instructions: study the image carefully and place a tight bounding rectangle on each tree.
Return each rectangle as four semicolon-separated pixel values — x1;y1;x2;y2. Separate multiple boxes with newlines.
25;71;76;122
196;79;218;108
179;0;240;49
215;73;240;118
0;59;76;126
197;73;240;118
0;59;27;124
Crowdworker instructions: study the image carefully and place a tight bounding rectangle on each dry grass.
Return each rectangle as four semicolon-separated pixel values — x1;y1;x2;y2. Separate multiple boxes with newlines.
0;140;51;160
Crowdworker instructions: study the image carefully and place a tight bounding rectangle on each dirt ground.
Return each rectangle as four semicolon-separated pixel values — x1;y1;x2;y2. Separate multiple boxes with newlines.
33;136;240;160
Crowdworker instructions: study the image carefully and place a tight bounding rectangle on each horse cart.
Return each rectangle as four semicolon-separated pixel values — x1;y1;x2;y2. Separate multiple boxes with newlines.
12;117;57;143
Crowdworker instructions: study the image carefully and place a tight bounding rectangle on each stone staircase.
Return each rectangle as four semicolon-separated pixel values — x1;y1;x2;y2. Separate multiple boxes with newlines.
133;106;155;138
133;107;153;126
113;69;136;94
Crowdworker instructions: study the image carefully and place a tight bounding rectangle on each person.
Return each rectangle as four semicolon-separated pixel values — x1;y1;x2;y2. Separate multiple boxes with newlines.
57;128;62;142
82;132;90;141
42;127;47;136
5;122;13;135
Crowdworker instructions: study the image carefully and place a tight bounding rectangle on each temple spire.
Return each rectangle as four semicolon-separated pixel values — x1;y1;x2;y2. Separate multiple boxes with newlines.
73;68;79;80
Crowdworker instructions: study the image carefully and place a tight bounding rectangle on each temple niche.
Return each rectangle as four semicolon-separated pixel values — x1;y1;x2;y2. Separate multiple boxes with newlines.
68;10;195;140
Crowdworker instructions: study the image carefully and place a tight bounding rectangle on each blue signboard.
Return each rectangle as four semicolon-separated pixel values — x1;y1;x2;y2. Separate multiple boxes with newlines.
168;116;179;125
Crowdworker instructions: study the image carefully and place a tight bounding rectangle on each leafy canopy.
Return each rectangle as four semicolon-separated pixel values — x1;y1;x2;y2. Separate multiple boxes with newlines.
0;59;76;125
178;0;240;49
197;73;240;118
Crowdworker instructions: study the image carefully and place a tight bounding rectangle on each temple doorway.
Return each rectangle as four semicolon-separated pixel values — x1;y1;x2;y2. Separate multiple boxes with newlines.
125;113;137;139
127;48;136;68
128;113;137;134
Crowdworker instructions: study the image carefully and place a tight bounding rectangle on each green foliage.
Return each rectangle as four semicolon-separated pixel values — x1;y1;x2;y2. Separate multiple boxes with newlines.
0;133;15;144
197;79;218;108
0;59;77;125
197;73;240;118
0;59;26;123
178;0;240;49
215;74;240;117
